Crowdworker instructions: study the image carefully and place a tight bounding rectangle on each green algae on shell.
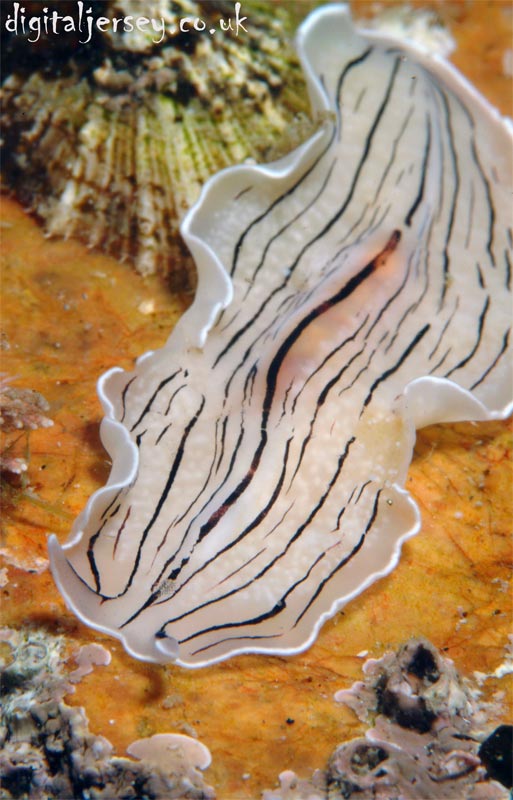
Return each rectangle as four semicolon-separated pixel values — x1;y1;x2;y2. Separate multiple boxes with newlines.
0;0;314;287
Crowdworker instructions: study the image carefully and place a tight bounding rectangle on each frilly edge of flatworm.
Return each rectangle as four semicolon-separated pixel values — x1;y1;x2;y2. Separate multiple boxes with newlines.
48;3;512;668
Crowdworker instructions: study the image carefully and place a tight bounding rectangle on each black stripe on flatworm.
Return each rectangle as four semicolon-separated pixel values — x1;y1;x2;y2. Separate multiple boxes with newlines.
120;376;137;423
164;383;186;416
135;430;147;447
293;490;382;628
442;84;499;281
334;47;374;140
429;348;451;375
290;313;369;416
263;231;403;431
183;479;381;653
188;235;400;563
215;55;401;370
116;395;206;598
476;262;485;289
438;90;460;309
228;113;338;281
405;115;431;227
155;422;173;446
100;490;122;521
373;104;414;205
214;547;267;589
137;432;355;629
112;506;131;558
354;480;372;505
243;363;258;405
130;369;182;432
121;439;294;627
469;329;510;391
150;521;174;570
169;416;222;528
246;158;337;290
365;250;414;341
179;551;327;648
444;296;489;379
362;324;431;410
469;138;496;268
87;518;108;594
428;297;459;361
338;331;388;399
279;380;294;421
149;415;248;590
169;437;294;596
289;336;371;489
505;249;511;291
215;415;229;473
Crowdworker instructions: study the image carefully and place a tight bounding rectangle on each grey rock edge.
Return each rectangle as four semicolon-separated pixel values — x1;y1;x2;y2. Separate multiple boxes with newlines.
0;629;509;799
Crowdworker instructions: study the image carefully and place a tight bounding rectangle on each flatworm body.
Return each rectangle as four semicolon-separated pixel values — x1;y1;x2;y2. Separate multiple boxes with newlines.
49;5;512;667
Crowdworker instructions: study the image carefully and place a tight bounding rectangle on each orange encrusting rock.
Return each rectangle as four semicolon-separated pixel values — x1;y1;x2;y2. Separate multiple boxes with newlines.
1;2;511;798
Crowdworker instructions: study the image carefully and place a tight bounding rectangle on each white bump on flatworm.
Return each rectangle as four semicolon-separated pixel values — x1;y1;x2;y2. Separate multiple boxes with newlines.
48;4;512;667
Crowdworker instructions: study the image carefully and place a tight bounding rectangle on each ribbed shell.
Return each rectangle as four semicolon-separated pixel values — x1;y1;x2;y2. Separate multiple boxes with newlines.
1;0;313;286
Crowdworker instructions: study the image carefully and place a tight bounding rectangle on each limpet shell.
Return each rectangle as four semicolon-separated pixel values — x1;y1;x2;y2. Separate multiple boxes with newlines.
1;0;313;286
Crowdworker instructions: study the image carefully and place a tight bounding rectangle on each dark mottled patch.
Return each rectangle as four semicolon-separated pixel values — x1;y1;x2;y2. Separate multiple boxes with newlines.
350;743;389;775
376;676;436;733
327;776;360;800
478;724;513;789
406;643;440;684
0;765;35;796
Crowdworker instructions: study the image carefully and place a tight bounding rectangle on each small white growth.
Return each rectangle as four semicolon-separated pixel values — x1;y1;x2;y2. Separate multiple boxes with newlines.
0;548;49;574
138;298;156;315
359;7;455;57
491;577;509;593
127;733;211;774
69;643;112;684
473;634;513;685
263;769;325;800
